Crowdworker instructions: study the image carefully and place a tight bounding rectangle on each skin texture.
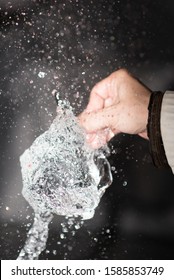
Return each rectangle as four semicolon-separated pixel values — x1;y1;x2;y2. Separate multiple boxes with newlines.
79;69;151;148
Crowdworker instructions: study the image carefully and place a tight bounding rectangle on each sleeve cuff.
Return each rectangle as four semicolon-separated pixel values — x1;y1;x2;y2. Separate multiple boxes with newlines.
147;91;170;169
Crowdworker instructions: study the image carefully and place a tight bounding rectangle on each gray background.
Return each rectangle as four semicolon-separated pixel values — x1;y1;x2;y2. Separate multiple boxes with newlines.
0;0;174;259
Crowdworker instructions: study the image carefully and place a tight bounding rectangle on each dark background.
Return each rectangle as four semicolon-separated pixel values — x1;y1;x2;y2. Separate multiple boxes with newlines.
0;0;174;260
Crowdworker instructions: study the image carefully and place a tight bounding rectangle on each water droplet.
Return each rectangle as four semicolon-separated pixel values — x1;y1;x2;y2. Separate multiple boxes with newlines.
38;71;47;78
60;233;65;239
68;246;73;251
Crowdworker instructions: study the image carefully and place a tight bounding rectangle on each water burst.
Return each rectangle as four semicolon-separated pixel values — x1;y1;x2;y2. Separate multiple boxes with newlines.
17;93;112;260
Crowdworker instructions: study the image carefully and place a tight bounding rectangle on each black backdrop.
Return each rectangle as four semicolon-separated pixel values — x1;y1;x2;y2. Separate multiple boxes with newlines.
0;0;174;260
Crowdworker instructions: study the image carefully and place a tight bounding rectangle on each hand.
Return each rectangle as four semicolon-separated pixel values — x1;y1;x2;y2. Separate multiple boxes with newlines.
79;69;151;148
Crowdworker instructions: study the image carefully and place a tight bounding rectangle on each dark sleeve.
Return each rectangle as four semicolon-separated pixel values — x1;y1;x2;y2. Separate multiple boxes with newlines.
147;91;170;168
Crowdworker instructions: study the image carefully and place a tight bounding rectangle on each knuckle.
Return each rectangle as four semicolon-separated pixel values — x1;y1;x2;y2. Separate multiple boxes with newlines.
117;68;129;77
109;68;129;82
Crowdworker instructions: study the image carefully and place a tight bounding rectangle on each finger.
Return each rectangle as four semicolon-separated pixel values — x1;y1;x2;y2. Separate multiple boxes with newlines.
85;129;115;149
79;110;107;132
104;97;113;107
79;106;116;133
86;76;112;112
85;131;108;149
86;91;104;112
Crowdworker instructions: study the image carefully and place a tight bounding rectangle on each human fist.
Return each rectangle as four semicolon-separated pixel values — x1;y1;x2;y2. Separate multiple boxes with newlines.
79;69;151;148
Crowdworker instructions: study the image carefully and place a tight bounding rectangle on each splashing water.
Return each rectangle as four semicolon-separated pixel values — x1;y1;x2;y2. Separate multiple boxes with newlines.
17;93;112;260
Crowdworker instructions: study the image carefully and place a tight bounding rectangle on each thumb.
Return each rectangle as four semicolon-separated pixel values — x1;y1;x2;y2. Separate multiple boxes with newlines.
79;106;116;133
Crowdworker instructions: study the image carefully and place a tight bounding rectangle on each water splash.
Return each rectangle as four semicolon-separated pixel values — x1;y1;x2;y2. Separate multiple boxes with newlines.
17;93;112;259
18;212;53;260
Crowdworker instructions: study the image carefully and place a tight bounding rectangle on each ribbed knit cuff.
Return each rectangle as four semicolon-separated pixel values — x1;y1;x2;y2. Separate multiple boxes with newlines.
147;91;169;168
